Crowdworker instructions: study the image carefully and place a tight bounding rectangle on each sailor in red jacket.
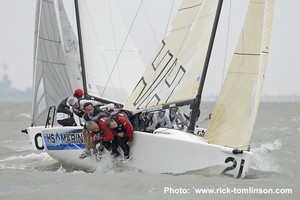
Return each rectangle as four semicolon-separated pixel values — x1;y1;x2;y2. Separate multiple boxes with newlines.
84;118;114;157
106;112;133;162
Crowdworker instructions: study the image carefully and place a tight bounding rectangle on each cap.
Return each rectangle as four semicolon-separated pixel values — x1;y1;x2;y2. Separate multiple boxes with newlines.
67;96;78;106
73;88;84;98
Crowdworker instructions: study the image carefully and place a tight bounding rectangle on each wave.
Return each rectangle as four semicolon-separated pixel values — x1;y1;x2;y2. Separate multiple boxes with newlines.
17;113;31;119
0;149;135;174
0;152;52;162
0;152;53;170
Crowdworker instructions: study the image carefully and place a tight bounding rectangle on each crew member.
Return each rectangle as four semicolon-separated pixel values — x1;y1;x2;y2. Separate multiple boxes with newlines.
106;112;133;162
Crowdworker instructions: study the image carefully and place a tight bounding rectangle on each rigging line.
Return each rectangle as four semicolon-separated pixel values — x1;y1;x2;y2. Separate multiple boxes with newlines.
142;3;159;46
221;0;232;85
108;0;122;89
101;0;144;97
81;1;111;83
141;0;176;47
164;0;176;37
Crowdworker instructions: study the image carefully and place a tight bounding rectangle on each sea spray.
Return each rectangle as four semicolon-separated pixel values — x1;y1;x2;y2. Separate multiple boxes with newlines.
251;139;282;172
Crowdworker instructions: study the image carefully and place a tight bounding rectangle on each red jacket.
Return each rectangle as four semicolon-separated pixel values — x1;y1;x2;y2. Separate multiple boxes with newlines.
94;118;114;141
111;113;133;142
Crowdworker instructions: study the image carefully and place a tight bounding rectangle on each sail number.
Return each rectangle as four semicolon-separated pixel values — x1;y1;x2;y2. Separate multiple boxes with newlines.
221;157;245;178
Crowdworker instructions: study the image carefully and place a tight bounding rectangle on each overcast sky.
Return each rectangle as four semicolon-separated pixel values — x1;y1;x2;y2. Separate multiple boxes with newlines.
0;0;299;97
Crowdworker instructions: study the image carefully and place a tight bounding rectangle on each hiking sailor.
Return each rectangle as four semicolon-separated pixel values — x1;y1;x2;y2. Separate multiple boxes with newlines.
79;102;110;158
106;111;134;163
84;119;114;159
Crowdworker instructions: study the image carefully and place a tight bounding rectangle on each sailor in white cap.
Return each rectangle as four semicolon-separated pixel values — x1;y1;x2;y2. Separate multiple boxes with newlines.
56;96;79;126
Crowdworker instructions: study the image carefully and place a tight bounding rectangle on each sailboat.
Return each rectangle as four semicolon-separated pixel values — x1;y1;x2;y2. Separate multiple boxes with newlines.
25;0;274;178
26;0;145;153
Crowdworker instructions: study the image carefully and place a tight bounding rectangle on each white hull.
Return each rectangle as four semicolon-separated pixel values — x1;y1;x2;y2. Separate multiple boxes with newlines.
27;126;252;178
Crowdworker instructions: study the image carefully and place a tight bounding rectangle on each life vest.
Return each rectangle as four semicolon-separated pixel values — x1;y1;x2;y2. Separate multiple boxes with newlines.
83;107;109;122
57;97;85;118
109;109;133;133
91;111;110;123
114;109;132;118
109;109;132;122
57;98;72;115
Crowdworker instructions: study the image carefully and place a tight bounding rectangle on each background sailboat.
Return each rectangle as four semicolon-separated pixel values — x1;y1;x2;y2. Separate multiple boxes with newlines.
27;0;145;149
32;0;82;126
31;0;145;127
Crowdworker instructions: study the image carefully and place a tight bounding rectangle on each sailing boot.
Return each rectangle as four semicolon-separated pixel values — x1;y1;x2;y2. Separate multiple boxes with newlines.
122;155;132;163
79;149;91;159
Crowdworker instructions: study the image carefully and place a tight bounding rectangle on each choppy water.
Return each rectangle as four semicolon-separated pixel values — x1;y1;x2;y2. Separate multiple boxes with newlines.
0;102;299;200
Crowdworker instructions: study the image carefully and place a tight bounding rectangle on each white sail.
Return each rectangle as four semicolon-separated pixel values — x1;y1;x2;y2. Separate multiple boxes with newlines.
124;0;219;111
204;0;274;150
57;0;82;90
77;0;145;103
32;0;77;126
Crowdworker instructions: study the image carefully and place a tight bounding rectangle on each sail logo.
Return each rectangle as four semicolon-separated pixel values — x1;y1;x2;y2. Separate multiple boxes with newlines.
132;40;187;109
43;131;84;150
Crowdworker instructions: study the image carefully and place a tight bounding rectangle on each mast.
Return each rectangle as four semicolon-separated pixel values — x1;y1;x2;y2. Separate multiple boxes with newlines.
74;0;88;95
187;0;224;133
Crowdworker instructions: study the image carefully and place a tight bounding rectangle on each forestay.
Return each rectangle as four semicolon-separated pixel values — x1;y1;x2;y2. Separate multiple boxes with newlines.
204;0;274;150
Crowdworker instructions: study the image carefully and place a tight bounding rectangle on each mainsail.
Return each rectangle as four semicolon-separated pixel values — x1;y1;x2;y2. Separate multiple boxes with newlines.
204;0;274;150
124;0;220;111
76;0;145;104
32;0;81;126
